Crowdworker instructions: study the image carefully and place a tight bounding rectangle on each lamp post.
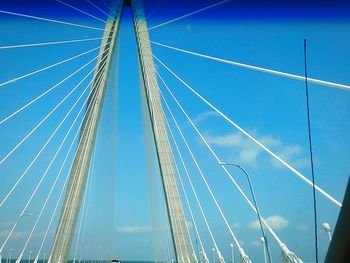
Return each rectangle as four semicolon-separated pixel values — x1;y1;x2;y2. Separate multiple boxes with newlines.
212;248;216;263
260;237;268;263
229;244;234;263
0;213;32;263
9;249;13;263
219;162;272;263
6;248;13;263
322;223;332;241
28;251;32;263
40;252;46;263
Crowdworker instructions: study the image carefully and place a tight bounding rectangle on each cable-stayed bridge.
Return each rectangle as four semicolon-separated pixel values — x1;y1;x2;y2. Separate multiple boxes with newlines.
0;1;349;263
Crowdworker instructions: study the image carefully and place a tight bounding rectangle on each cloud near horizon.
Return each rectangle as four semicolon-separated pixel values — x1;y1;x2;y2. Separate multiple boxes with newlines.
249;215;288;231
0;230;29;239
116;226;152;233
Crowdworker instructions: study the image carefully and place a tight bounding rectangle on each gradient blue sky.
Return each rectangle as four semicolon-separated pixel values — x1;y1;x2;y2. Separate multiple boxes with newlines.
0;0;349;262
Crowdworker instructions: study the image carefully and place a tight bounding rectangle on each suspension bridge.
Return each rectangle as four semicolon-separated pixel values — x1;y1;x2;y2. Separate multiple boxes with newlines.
0;0;349;263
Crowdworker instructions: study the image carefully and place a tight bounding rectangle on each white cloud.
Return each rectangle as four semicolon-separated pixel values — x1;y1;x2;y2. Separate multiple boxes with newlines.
116;226;152;233
0;221;15;227
206;132;245;147
250;240;261;247
271;145;309;169
232;222;240;229
249;215;288;231
296;224;309;232
205;131;308;169
238;148;261;166
194;110;221;124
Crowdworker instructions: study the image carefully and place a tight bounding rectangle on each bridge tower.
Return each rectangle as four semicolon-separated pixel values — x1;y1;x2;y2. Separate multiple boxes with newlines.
49;1;194;262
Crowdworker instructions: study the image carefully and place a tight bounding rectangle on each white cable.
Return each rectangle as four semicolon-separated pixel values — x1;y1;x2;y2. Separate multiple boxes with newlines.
170;129;204;262
50;66;105;261
146;0;230;31
0;37;108;50
16;60;106;261
145;0;166;20
0;44;110;125
50;114;95;263
145;54;242;254
97;0;117;16
143;59;174;262
149;50;342;207
0;45;109;163
143;57;186;261
0;52;109;206
168;122;205;257
164;77;305;263
75;124;95;263
144;57;197;262
158;74;244;259
148;40;350;91
89;148;102;261
86;0;114;19
145;77;219;257
73;144;92;262
0;10;104;31
34;82;100;261
61;51;108;260
2;60;107;259
0;43;109;88
55;0;107;23
73;181;89;262
153;62;304;256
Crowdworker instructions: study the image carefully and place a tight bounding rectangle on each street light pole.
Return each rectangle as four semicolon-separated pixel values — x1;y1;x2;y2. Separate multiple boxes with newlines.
229;244;234;263
219;162;272;263
212;248;216;263
9;249;13;263
322;223;332;242
0;214;32;263
6;249;10;263
260;237;268;263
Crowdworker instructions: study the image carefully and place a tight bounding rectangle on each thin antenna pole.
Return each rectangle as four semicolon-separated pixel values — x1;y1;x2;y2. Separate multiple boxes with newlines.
304;39;318;263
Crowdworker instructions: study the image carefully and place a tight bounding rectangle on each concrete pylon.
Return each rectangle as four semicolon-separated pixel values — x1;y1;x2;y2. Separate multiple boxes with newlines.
50;1;194;262
131;1;194;262
49;2;123;262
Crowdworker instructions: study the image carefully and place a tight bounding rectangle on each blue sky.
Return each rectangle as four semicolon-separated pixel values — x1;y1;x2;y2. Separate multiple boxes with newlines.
0;0;349;263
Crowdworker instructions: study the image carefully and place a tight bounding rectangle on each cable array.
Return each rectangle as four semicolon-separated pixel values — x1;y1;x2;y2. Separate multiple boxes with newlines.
147;40;350;91
0;10;105;31
0;1;346;263
148;50;342;208
0;3;117;261
146;0;230;31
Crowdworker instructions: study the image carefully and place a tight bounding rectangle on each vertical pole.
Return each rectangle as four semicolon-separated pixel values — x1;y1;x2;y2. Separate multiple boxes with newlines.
49;2;123;262
131;1;194;262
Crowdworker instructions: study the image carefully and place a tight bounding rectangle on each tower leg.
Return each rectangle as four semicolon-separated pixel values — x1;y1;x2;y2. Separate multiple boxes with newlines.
49;3;123;262
131;1;194;262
